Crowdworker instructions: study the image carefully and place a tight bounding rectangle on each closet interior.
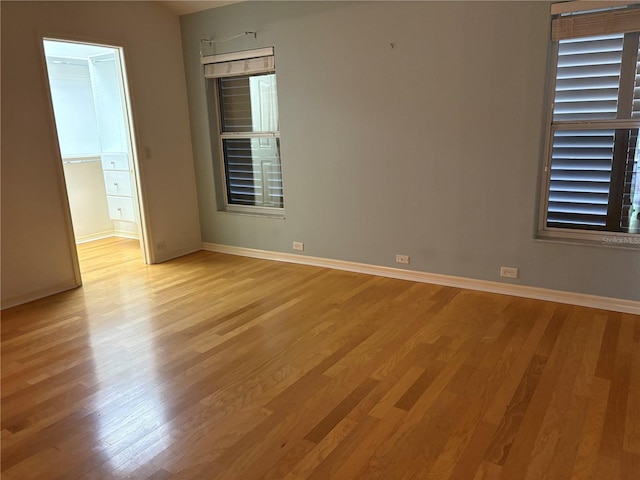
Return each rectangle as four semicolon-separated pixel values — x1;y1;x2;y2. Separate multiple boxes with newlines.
44;40;140;243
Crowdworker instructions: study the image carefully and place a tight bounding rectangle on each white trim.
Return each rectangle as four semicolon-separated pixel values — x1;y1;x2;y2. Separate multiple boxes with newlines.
1;282;79;310
41;36;152;268
201;243;640;315
153;246;202;264
536;229;640;250
201;47;274;65
75;230;118;244
74;231;139;244
116;46;152;266
113;230;139;240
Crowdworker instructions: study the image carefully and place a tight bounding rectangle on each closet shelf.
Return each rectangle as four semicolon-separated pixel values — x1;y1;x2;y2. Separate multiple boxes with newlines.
62;155;101;164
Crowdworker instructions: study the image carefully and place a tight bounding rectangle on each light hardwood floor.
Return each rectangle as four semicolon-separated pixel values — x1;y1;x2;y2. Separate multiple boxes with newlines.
1;237;639;479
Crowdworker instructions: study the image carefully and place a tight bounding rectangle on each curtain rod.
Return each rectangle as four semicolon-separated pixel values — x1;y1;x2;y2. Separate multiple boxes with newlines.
200;31;257;56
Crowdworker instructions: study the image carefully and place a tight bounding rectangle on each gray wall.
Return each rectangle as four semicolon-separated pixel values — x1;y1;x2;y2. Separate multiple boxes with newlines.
1;1;202;308
181;1;640;301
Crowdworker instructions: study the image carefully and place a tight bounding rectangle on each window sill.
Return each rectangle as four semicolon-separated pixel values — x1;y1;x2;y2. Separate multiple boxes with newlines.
219;208;286;220
535;230;640;250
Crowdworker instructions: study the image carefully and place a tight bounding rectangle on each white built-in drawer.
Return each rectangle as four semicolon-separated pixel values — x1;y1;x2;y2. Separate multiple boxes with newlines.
107;196;136;222
103;171;133;197
101;153;129;171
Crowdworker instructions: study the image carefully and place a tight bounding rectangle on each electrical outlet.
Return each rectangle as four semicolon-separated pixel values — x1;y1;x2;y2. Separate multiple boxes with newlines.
500;266;519;279
396;254;410;265
293;241;304;251
156;241;167;251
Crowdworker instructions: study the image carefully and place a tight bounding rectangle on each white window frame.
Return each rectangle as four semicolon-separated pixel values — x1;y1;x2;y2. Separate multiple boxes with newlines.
203;47;285;216
537;3;640;249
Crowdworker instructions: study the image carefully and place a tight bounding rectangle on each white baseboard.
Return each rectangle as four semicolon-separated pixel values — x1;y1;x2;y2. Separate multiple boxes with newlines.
113;230;139;240
1;240;196;310
1;282;79;310
201;243;640;315
75;230;138;244
75;231;116;244
153;245;202;264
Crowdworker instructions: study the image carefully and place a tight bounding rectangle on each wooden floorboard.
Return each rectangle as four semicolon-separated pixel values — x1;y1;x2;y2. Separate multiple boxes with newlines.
1;237;639;479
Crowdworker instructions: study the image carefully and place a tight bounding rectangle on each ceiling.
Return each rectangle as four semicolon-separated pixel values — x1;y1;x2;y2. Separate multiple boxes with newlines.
160;1;241;16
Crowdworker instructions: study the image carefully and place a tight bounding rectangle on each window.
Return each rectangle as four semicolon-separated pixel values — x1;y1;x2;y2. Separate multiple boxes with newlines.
203;48;284;214
539;4;640;247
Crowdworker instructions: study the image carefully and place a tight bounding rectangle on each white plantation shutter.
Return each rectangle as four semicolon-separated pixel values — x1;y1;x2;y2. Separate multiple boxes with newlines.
544;4;640;234
548;129;615;227
552;35;624;122
548;34;625;228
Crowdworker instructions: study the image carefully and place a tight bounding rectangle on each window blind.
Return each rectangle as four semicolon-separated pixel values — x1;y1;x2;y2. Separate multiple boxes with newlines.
548;129;615;227
553;35;624;121
547;35;625;228
547;30;640;230
204;56;275;78
552;7;640;41
223;138;282;206
202;47;275;79
218;74;282;207
219;76;254;132
542;4;640;237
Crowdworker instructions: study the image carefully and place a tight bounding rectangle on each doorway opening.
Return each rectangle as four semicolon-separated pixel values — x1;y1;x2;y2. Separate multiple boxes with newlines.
42;39;149;273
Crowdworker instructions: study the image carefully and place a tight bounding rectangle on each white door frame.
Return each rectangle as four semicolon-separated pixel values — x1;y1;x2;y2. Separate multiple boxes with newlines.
41;36;152;277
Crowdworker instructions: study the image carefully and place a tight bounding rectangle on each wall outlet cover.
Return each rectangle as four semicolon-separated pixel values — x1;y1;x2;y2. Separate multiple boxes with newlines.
396;254;410;264
500;266;519;279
